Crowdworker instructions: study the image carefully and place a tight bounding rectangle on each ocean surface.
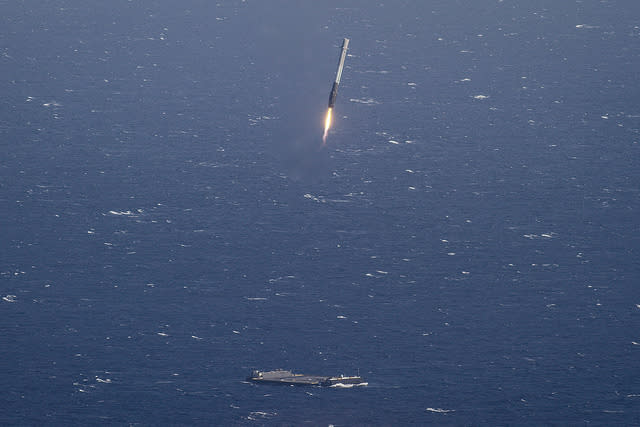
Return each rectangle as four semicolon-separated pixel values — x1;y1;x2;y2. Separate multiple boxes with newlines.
2;1;639;425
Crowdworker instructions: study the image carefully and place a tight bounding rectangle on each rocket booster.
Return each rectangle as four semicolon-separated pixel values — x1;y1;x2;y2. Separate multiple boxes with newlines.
328;38;349;108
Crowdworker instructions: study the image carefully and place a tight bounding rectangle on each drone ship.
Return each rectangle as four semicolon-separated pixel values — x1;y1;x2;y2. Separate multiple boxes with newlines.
247;369;367;387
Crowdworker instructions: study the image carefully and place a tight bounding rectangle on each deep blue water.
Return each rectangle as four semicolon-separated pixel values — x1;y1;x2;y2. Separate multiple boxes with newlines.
2;1;640;425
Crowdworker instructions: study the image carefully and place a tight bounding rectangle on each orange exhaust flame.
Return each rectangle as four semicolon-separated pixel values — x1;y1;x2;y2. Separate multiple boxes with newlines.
322;107;333;145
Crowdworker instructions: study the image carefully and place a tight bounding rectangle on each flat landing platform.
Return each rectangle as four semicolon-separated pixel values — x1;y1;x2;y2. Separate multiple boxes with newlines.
250;374;330;386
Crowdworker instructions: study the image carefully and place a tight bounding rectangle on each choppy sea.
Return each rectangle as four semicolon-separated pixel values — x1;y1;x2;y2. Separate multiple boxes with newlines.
2;1;639;425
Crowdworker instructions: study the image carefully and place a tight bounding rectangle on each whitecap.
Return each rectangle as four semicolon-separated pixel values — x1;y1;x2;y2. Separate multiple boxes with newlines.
247;411;276;420
426;407;455;413
2;295;17;303
349;97;380;105
330;382;368;388
108;210;135;216
524;232;557;239
303;193;322;202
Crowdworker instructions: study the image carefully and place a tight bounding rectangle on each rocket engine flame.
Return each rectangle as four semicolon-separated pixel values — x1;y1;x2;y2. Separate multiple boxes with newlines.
322;107;332;145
